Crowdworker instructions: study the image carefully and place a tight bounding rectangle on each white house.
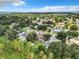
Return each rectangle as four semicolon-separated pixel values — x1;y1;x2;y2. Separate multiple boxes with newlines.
44;35;61;48
36;31;44;43
76;19;79;28
18;32;27;41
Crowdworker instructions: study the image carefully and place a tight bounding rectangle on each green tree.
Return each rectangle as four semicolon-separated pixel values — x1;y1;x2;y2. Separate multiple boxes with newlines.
27;32;37;42
37;25;47;31
56;32;67;59
5;29;17;40
70;24;78;31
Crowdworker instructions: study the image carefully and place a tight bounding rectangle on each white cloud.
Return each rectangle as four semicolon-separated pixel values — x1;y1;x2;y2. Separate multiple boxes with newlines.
29;6;79;12
0;5;79;12
12;1;25;6
0;0;25;6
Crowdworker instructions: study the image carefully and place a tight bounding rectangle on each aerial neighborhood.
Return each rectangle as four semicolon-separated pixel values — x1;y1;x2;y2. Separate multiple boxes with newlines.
0;14;79;59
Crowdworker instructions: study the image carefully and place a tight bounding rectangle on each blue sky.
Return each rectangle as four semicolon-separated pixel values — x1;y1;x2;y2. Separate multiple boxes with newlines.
0;0;79;12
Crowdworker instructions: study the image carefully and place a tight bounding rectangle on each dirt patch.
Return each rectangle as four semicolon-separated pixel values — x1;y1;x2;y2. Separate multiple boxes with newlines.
66;39;79;45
